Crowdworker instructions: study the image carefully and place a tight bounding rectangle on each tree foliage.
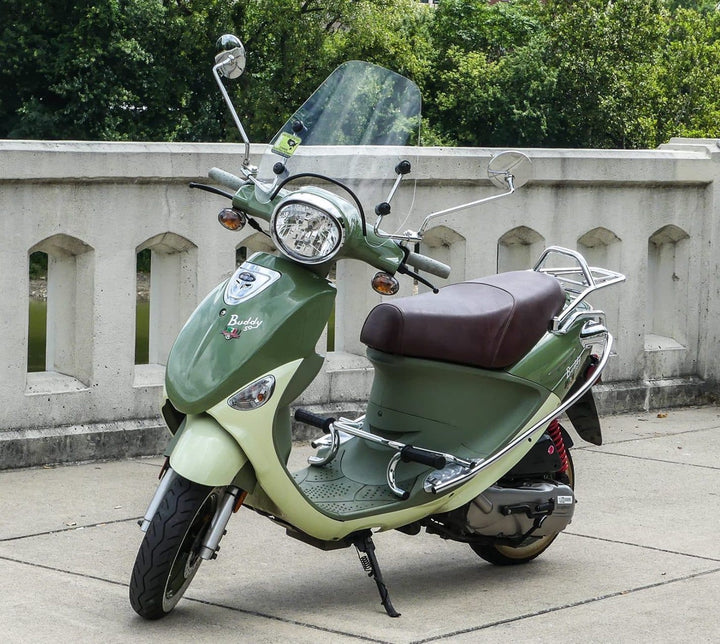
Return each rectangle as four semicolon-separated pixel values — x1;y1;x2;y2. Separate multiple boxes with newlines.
427;0;720;148
2;0;720;148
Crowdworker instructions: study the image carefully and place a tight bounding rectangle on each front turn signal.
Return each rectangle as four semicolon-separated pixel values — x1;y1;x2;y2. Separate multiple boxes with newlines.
372;272;400;295
218;208;247;230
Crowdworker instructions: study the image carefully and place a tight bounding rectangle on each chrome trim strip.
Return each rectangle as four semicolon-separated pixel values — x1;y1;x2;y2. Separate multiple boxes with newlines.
224;262;282;305
423;331;613;494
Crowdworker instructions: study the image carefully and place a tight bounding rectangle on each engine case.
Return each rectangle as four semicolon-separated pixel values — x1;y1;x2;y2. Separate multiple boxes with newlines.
466;481;575;538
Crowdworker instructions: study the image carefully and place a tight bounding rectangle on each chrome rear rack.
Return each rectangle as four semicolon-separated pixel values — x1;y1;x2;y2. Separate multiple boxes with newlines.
533;246;625;334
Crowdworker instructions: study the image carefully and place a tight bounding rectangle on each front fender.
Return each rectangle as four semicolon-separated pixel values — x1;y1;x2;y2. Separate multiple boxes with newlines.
169;414;249;486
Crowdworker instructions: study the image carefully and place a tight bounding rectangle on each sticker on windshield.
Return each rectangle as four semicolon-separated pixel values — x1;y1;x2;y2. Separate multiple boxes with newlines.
272;131;302;158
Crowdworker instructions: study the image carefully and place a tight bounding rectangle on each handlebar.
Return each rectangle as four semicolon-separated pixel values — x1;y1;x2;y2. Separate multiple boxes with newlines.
209;167;245;191
405;251;451;279
209;166;451;281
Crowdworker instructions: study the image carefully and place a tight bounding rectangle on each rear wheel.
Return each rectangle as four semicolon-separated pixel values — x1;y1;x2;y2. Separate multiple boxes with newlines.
470;450;575;566
129;475;221;619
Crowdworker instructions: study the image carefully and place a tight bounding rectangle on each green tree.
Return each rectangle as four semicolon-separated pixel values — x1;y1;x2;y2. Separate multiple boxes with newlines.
0;0;238;141
426;0;720;149
0;0;431;143
228;0;433;143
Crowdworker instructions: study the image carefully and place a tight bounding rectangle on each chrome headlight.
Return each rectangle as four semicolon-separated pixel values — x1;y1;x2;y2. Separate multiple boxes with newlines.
270;194;344;264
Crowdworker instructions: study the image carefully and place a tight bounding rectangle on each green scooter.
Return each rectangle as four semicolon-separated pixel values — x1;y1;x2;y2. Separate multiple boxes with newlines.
129;35;625;620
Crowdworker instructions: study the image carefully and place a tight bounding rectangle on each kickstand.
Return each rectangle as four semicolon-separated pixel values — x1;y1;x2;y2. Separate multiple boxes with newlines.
352;530;401;618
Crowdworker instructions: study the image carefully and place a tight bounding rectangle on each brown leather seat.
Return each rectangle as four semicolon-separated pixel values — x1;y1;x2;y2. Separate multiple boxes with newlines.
360;270;566;369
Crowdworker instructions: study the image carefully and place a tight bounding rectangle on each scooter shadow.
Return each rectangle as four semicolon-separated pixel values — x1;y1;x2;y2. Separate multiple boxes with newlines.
182;537;551;622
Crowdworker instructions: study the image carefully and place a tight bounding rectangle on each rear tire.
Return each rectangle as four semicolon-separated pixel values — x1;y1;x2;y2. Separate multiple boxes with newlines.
470;450;575;566
129;475;220;619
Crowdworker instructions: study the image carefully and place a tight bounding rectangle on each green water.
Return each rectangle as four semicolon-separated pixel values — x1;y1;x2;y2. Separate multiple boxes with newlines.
27;300;47;372
27;300;150;371
28;299;331;371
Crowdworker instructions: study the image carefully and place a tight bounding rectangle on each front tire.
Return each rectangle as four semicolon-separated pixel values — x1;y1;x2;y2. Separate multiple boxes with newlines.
470;450;575;566
129;475;221;619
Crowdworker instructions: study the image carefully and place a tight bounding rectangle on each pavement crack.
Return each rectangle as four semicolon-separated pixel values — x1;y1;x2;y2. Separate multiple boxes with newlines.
580;449;720;470
410;566;720;643
584;423;720;448
0;553;129;588
566;531;720;563
183;597;392;643
0;554;390;643
0;516;143;542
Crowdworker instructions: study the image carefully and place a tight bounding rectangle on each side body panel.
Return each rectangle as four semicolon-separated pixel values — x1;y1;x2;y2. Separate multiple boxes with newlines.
207;359;561;541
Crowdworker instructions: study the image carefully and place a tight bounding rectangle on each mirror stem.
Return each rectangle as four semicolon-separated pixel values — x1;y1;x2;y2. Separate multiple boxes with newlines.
418;180;515;236
212;61;253;169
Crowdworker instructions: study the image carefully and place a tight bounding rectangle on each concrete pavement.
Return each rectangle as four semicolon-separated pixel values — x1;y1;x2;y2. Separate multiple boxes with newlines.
1;406;719;643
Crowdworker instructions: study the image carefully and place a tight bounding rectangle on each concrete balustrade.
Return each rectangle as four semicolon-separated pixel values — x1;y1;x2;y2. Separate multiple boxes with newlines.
1;138;718;468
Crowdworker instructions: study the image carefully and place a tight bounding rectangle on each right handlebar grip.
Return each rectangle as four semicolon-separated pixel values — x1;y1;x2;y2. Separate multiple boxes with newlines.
209;167;245;192
294;409;335;434
405;251;451;279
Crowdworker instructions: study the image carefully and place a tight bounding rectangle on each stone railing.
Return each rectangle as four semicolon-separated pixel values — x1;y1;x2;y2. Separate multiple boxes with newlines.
1;139;718;467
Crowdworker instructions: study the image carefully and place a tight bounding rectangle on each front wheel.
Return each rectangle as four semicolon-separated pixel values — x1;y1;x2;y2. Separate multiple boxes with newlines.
470;450;575;566
129;475;221;619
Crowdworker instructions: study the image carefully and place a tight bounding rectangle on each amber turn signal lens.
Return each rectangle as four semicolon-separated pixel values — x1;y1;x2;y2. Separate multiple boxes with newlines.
218;208;247;230
372;272;400;295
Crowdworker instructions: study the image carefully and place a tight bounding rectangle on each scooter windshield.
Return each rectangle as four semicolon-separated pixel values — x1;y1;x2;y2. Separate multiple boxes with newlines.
254;61;422;225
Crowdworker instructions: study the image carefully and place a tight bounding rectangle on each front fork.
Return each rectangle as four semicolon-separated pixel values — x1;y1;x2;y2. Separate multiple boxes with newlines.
139;465;243;561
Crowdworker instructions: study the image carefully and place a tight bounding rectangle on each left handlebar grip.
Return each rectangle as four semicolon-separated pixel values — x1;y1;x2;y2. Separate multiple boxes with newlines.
209;167;245;191
294;409;335;434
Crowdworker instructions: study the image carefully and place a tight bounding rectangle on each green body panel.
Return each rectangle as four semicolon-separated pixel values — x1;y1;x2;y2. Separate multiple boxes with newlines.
283;347;552;521
169;414;248;487
272;352;326;465
165;253;335;414
283;333;589;523
509;320;590;401
364;348;548;456
232;184;275;221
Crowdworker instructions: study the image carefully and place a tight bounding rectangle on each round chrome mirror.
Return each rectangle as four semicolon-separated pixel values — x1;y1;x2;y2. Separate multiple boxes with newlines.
215;34;246;79
487;150;532;190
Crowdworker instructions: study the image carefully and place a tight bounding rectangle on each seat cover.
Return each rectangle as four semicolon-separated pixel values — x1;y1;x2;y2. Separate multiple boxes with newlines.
360;270;565;369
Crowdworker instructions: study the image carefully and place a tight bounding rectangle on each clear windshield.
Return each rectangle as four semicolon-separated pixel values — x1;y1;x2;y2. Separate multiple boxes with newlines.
255;61;421;229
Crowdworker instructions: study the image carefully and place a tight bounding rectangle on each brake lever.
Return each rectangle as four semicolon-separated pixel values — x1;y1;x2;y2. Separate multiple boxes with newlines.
189;182;270;237
189;182;236;200
397;264;439;294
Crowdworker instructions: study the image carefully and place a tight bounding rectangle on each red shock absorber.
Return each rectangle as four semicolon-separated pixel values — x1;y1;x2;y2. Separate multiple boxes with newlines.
547;419;569;474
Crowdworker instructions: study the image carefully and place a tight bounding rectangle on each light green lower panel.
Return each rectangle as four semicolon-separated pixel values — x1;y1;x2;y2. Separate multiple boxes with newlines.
169;414;248;487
